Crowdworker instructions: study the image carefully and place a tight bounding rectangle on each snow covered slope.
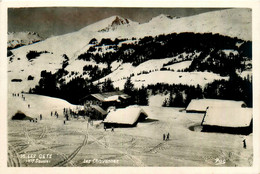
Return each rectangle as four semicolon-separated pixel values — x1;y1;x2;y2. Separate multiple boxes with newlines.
136;8;251;41
112;71;229;90
10;16;138;58
8;52;64;93
93;54;229;90
8;9;251;93
10;8;251;57
8;93;82;120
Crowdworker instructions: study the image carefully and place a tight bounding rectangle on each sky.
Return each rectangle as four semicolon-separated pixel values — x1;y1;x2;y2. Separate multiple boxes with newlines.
8;7;226;38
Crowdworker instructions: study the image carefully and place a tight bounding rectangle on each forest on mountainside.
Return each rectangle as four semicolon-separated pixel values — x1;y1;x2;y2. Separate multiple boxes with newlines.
29;32;252;107
29;69;252;107
78;32;251;76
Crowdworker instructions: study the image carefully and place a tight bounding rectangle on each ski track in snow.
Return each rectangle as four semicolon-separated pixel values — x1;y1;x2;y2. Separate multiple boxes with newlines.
8;94;253;167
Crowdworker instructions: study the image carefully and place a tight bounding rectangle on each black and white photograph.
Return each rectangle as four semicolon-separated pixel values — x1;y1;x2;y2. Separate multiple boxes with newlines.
3;1;260;171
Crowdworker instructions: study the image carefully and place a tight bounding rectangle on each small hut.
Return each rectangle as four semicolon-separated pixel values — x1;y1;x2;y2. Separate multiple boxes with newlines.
103;106;148;128
201;107;252;135
12;111;33;120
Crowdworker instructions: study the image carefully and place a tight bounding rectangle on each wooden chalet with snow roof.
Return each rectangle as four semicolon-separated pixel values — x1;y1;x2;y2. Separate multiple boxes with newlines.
103;106;148;128
80;91;131;111
186;99;247;113
201;107;252;135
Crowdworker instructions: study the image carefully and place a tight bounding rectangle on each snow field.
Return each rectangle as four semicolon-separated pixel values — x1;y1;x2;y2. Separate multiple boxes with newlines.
112;71;229;90
8;93;82;121
8;94;253;167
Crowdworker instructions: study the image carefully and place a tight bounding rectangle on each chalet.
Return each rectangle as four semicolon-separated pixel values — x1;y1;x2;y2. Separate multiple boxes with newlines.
103;106;148;128
186;99;246;113
80;91;131;111
201;107;252;135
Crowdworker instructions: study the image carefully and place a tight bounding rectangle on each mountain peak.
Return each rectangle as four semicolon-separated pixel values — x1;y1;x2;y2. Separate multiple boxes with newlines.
80;15;138;33
149;14;174;22
97;15;137;32
111;16;130;26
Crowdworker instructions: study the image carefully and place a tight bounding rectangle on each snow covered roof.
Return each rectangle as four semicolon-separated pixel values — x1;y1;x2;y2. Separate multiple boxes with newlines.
186;99;246;112
220;49;239;56
81;91;130;103
104;96;121;102
202;107;252;128
103;106;148;125
90;105;107;115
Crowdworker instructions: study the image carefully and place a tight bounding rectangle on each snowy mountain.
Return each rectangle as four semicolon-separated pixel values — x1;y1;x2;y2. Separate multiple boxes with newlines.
8;8;252;98
97;16;139;32
8;32;43;49
9;8;251;56
138;9;251;41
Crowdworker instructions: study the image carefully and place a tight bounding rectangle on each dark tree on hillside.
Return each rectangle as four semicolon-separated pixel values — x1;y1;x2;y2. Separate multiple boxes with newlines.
168;90;174;107
33;71;58;96
204;73;252;107
185;85;203;105
123;77;135;104
58;77;90;104
173;92;185;107
89;38;98;45
62;54;69;69
7;50;13;57
78;52;91;61
88;82;100;94
99;38;113;46
124;77;134;95
101;78;114;92
26;50;49;61
27;75;34;80
162;98;168;107
239;41;252;59
26;51;41;60
135;86;148;105
63;54;69;60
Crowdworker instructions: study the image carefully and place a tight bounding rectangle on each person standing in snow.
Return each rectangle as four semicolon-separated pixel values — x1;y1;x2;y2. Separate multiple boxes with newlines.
166;133;170;141
40;114;42;120
163;134;166;141
243;139;247;149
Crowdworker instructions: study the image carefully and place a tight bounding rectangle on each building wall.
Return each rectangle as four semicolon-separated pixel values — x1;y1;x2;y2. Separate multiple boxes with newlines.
202;122;252;135
103;122;137;128
186;110;206;113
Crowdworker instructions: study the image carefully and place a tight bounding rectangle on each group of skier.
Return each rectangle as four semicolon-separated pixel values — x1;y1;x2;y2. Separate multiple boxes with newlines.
163;133;170;141
104;126;114;132
12;92;26;101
